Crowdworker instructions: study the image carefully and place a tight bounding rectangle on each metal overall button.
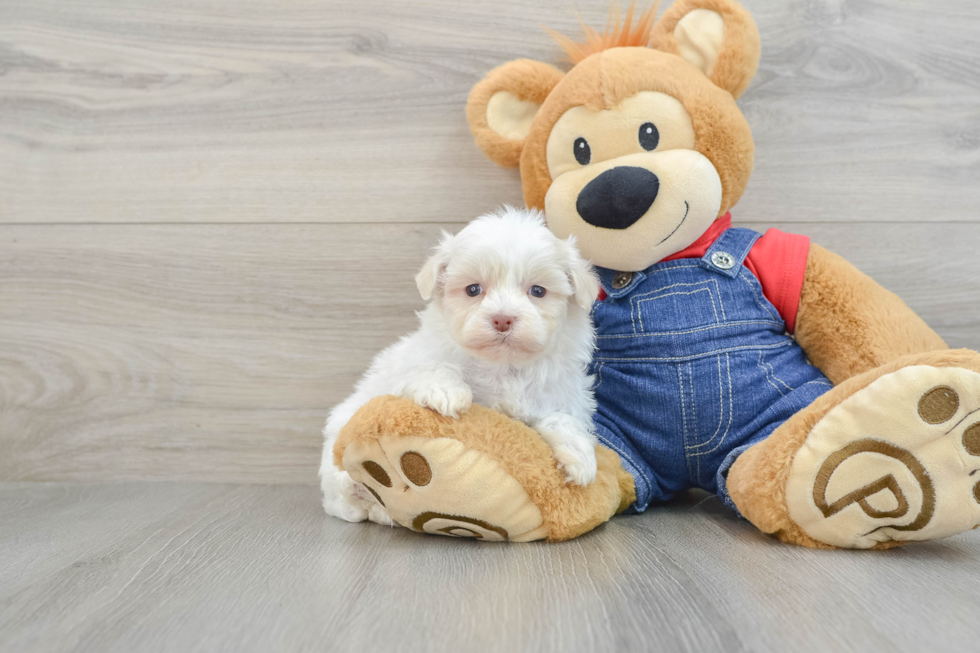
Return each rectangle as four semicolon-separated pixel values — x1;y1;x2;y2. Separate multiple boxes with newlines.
711;251;736;270
612;271;634;289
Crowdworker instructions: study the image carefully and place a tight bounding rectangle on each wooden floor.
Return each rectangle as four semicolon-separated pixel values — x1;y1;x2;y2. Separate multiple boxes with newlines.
3;0;980;650
5;482;980;653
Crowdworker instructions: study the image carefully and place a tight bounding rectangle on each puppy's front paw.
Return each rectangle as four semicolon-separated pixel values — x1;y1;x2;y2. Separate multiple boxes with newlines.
321;470;372;523
552;440;598;487
367;503;396;527
405;373;473;418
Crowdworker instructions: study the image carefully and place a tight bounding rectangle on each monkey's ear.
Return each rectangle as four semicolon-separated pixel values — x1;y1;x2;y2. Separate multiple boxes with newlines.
466;59;565;168
650;0;760;99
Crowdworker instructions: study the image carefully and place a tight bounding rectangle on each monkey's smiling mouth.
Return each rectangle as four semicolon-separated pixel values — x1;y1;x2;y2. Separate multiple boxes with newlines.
657;201;690;245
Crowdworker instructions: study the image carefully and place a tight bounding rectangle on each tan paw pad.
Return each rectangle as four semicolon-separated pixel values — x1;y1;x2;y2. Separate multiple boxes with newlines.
342;436;549;542
786;365;980;548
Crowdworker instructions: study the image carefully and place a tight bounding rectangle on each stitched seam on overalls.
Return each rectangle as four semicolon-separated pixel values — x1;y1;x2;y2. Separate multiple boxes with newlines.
688;353;735;458
595;429;654;493
593;339;795;362
689;362;702;481
596;320;782;339
686;354;728;452
764;353;795;392
643;263;703;276
635;289;720;333
798;378;834;389
688;363;699;451
628;277;708;334
629;278;717;300
630;278;727;330
704;229;758;277
677;365;692;478
683;355;722;453
644;257;778;325
757;351;792;396
738;269;781;322
629;278;724;304
592;367;655;495
684;362;701;478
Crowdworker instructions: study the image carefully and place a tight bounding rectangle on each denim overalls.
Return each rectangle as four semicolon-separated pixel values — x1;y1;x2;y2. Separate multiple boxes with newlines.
590;227;833;513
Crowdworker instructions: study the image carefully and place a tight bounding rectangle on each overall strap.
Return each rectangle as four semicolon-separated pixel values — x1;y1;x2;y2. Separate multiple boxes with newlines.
699;227;762;279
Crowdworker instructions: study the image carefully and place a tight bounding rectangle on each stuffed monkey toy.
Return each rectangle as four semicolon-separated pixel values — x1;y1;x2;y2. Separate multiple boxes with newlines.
331;0;980;548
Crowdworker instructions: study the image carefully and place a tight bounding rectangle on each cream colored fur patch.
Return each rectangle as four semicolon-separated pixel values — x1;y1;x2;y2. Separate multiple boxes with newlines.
486;91;540;142
786;365;980;548
545;91;696;179
674;9;726;77
545;148;722;271
343;435;547;542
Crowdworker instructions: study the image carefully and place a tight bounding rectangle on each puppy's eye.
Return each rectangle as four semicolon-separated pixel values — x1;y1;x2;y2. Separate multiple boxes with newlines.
529;285;547;298
639;122;659;151
573;137;591;165
465;284;483;297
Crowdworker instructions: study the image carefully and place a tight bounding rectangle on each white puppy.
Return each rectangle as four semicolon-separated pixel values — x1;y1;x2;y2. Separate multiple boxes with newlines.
320;206;601;525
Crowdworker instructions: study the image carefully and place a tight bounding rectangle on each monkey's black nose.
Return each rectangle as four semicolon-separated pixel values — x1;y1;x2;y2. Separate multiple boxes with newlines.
575;166;660;230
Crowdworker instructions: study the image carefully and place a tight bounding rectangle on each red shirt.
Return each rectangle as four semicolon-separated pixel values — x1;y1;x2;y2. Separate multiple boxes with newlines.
599;214;810;333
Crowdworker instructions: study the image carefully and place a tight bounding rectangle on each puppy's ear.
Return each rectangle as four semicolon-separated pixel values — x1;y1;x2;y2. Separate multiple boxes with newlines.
415;231;453;301
650;0;760;99
564;237;600;310
466;59;565;168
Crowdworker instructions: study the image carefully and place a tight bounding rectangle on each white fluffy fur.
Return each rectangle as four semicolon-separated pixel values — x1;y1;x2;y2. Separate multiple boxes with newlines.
320;206;601;525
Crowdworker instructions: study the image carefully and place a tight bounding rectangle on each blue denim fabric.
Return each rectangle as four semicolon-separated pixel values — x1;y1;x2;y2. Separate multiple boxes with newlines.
590;227;833;514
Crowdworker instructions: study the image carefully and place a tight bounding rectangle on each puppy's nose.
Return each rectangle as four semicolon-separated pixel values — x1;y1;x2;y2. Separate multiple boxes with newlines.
576;166;659;230
491;314;516;333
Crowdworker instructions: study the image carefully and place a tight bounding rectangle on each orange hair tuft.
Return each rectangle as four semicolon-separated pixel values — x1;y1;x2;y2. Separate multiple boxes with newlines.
547;1;660;65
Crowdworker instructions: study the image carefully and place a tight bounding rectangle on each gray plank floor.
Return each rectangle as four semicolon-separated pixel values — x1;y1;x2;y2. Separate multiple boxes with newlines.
3;482;980;653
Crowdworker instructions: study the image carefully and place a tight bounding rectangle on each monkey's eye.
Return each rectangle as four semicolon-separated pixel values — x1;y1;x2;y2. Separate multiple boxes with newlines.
638;122;659;151
573;137;591;165
529;285;547;298
465;284;483;297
